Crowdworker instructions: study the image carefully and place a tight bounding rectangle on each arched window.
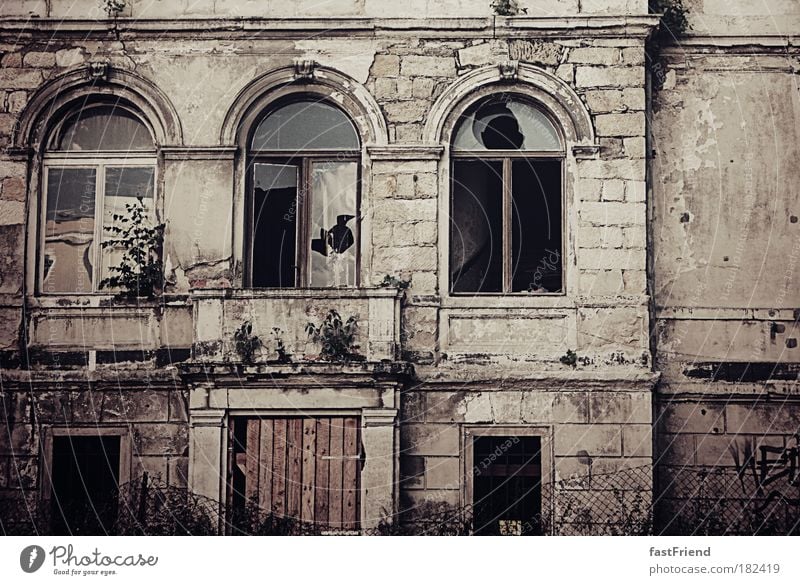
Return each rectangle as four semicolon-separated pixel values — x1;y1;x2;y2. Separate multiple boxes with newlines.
247;98;361;288
40;102;157;293
449;94;564;294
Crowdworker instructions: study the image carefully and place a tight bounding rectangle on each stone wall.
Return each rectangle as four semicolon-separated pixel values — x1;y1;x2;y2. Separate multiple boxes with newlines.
1;12;660;533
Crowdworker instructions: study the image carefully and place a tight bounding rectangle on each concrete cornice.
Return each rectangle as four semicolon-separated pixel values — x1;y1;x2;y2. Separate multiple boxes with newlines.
0;15;661;40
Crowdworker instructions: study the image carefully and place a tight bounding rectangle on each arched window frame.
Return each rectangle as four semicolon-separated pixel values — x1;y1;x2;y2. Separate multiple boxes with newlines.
38;99;159;295
427;65;597;306
244;94;363;288
449;91;567;295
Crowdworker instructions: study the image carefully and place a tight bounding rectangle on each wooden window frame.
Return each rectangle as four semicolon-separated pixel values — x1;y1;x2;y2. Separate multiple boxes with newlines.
39;155;158;295
245;151;362;288
449;93;567;296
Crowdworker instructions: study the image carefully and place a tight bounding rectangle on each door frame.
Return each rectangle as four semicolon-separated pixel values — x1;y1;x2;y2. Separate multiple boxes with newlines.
462;425;553;535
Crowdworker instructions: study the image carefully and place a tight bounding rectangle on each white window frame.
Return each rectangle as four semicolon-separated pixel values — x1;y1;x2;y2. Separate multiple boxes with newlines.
39;153;158;295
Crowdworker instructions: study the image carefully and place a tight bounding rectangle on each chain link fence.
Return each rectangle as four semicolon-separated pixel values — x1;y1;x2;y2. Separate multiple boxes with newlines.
3;465;799;535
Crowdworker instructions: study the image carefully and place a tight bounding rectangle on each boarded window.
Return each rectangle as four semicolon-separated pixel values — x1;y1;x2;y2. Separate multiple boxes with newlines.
230;417;361;533
49;435;121;535
472;435;542;535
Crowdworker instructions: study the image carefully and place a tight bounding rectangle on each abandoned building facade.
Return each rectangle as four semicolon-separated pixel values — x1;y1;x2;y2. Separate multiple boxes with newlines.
0;0;798;535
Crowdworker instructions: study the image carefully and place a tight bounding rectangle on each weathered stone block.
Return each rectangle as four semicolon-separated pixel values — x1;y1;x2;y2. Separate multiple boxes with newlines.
0;200;24;225
401;423;459;456
132;423;189;456
0;68;43;89
414;172;438;198
411;77;436;99
594;113;645;137
602;179;625;201
555;424;623;456
425;456;459;489
55;47;86;67
623;137;646;159
579;201;646;226
580;269;625;295
568;47;620;65
660;402;725;434
0;53;22;68
509;40;561;66
370;54;400;77
374;77;397;99
457;40;508;68
726;403;800;434
7;90;26;113
575;66;644;88
621;47;645;65
622;424;652;458
22;51;55;67
400;56;456;77
578;159;645;181
425;391;467;423
383;100;428;123
590;392;650;424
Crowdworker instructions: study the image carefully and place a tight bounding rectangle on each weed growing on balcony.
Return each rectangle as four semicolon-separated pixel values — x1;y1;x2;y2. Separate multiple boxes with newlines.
305;309;363;362
234;320;262;365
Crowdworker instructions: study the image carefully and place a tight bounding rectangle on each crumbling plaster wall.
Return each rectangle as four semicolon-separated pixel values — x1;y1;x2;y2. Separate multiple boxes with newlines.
651;6;800;526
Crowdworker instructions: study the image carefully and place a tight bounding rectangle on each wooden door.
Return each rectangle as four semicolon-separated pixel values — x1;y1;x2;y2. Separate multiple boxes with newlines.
231;416;361;531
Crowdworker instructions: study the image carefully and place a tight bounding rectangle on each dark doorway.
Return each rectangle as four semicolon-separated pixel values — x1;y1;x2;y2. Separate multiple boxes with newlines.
472;435;542;535
50;435;121;535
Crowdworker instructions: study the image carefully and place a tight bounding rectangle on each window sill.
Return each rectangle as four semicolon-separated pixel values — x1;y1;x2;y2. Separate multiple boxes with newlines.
442;293;574;310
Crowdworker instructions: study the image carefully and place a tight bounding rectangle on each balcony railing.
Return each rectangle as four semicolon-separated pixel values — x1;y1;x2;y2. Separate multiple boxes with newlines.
190;288;402;363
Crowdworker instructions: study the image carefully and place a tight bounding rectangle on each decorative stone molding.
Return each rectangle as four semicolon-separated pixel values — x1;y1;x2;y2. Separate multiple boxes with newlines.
160;146;238;160
87;61;109;82
366;145;444;161
423;63;595;146
220;64;388;146
571;144;601;160
14;65;184;149
293;58;316;81
497;60;519;81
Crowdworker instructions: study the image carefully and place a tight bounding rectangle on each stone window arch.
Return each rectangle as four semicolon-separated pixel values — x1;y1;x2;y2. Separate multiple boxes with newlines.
425;64;597;301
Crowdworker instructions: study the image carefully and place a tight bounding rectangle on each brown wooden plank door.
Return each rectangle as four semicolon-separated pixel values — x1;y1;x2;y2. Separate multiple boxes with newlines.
232;416;361;533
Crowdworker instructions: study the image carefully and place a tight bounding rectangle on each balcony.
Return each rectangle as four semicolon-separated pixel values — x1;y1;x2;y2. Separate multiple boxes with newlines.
190;287;403;365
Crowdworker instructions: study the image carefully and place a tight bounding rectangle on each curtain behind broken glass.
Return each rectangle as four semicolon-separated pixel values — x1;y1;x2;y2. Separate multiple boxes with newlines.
50;105;154;151
450;95;564;293
43;168;97;293
452;97;561;152
251;101;359;151
309;162;358;287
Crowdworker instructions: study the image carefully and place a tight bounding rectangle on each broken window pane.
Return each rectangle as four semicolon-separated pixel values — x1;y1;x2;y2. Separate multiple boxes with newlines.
43;167;96;293
100;167;156;284
252;163;298;287
450;160;503;293
251;101;359;151
50;435;121;535
473;435;542;536
453;96;561;151
309;162;358;287
51;106;154;151
512;160;562;293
